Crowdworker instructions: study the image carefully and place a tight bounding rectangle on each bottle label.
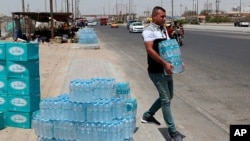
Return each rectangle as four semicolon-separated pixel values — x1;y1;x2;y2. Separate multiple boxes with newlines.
9;47;24;56
0;65;4;72
9;64;26;73
11;115;27;123
0;97;5;104
11;98;27;107
11;81;26;90
0;81;4;88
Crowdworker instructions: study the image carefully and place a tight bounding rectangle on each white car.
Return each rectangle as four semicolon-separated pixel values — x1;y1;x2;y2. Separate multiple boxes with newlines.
234;21;249;27
129;22;145;33
87;21;97;26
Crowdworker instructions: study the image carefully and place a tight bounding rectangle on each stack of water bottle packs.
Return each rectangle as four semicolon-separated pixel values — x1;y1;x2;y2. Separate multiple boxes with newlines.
0;41;40;129
32;77;137;141
158;39;183;74
77;28;98;44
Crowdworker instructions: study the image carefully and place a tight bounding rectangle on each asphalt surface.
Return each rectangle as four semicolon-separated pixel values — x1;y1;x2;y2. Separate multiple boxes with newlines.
185;23;250;33
0;23;249;141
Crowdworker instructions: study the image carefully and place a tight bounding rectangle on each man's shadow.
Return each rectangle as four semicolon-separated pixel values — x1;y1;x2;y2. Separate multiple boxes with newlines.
133;127;173;141
158;128;173;141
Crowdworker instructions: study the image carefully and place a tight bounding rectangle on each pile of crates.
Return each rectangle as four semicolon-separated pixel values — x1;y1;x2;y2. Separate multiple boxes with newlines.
0;41;40;129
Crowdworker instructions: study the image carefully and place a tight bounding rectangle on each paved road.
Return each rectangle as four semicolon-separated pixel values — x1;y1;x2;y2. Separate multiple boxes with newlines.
184;23;250;33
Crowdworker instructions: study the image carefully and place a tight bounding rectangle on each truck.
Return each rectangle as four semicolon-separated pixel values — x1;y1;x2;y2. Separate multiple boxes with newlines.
99;17;108;25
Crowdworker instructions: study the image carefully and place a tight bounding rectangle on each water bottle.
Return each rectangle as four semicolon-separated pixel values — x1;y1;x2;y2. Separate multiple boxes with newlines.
89;122;95;141
98;100;104;122
116;82;130;100
123;118;130;140
117;98;125;119
92;78;100;99
67;121;76;140
96;122;103;141
106;78;116;99
32;116;41;137
45;120;54;139
76;122;86;141
87;103;93;122
129;117;135;139
79;102;87;122
39;99;45;119
85;122;93;141
92;101;98;122
106;123;113;141
53;120;60;139
105;100;113;122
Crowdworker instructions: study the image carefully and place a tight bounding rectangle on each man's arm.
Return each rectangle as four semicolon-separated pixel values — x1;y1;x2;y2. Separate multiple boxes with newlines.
144;41;173;74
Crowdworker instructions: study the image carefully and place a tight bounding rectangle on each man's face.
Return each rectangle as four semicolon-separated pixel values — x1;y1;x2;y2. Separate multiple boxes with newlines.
154;10;166;26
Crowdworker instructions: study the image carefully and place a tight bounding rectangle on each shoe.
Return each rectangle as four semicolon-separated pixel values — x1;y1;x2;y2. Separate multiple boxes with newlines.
141;115;161;125
170;131;185;141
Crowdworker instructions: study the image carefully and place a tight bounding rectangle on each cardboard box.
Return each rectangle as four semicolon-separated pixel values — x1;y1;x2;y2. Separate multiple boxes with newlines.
5;111;33;129
0;94;8;111
6;42;39;61
0;112;5;129
7;60;39;78
0;77;8;93
8;94;40;112
0;61;7;76
7;77;40;95
0;42;6;60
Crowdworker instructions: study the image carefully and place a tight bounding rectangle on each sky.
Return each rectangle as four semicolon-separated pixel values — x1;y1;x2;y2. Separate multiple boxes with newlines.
0;0;250;17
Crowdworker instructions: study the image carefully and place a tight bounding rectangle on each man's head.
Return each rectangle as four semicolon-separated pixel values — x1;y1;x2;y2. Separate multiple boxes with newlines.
151;6;166;27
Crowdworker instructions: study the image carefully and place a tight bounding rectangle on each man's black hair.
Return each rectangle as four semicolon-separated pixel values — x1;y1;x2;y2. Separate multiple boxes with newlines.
152;6;166;16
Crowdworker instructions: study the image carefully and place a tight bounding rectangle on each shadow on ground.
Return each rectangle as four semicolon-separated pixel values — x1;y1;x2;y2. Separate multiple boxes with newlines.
158;128;173;141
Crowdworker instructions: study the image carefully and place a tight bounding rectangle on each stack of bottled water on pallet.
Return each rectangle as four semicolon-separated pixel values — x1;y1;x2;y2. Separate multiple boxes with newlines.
77;28;98;44
32;77;137;141
158;39;183;74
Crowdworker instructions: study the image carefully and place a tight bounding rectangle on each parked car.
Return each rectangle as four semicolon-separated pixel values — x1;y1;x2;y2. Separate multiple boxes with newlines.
129;22;145;33
234;21;249;27
87;21;97;26
110;22;119;28
127;20;137;29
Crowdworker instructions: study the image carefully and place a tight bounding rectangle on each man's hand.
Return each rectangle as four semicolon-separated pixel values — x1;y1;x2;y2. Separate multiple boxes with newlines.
164;62;173;74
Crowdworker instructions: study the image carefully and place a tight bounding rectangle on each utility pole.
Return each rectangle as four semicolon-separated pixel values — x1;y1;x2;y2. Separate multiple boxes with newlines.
239;0;242;16
116;0;118;19
171;0;174;22
66;0;69;13
197;0;199;22
22;0;25;12
50;0;54;38
206;0;209;14
72;0;74;18
193;0;195;12
129;0;131;20
215;0;220;24
180;4;182;16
